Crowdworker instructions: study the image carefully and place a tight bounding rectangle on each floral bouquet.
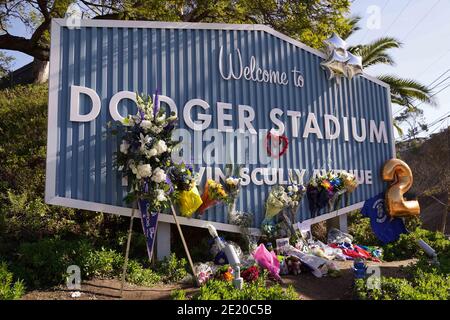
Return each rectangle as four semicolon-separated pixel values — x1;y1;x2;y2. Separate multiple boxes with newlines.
116;92;178;212
214;265;234;282
197;179;228;215
306;170;358;217
264;185;290;219
340;171;358;193
241;265;259;283
168;163;203;218
285;183;306;224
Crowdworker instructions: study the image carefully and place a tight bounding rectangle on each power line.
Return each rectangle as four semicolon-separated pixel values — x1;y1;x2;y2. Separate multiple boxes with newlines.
397;111;450;141
383;0;413;36
431;76;450;90
416;53;450;79
401;0;442;42
427;68;450;87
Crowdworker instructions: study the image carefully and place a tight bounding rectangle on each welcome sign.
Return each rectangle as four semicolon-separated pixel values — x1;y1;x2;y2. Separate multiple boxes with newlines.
45;19;395;232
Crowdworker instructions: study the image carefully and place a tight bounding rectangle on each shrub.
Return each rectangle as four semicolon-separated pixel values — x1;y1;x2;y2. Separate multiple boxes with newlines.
156;253;188;283
193;271;298;300
0;262;25;300
126;260;161;286
171;289;188;300
12;238;162;289
347;212;380;246
13;238;93;288
0;84;126;245
355;270;450;300
383;228;450;261
83;248;124;278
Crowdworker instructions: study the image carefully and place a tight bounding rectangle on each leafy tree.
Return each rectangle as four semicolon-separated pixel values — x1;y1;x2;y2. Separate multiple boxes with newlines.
0;0;352;83
0;51;13;78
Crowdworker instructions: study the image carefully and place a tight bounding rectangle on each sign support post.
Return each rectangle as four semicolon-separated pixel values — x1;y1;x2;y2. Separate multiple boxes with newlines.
170;202;199;287
120;201;136;297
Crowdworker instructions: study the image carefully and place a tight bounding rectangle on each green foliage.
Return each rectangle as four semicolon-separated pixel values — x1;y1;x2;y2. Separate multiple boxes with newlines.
347;212;380;246
379;75;436;107
383;228;450;261
0;51;14;78
126;260;161;286
0;85;113;244
194;280;298;300
83;248;125;278
355;233;450;301
355;270;450;300
156;253;188;283
1;1;352;68
0;262;25;300
171;289;188;300
13;238;92;288
348;37;401;68
193;271;298;300
11;238;162;289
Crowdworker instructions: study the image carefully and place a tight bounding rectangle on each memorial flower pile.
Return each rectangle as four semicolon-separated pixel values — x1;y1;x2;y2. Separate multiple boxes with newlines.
168;163;203;218
197;179;229;215
116;92;178;212
306;171;358;216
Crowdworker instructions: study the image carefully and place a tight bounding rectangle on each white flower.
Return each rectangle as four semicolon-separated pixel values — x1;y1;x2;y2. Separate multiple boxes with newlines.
136;164;152;179
151;167;167;183
139;133;151;152
156;189;167;202
287;186;293;192
144;148;158;159
120;140;130;154
226;177;240;186
293;185;298;193
141;120;153;130
151;126;163;134
154;140;167;154
122;116;135;126
156;114;166;123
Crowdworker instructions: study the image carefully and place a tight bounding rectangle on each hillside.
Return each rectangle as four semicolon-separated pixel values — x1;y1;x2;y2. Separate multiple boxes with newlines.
398;128;450;233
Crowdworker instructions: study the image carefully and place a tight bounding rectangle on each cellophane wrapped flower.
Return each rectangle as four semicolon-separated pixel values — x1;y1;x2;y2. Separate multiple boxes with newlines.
241;265;259;283
224;176;240;200
116;92;178;212
264;185;290;219
306;170;358;216
168;163;203;217
197;179;228;214
339;170;358;193
286;183;306;209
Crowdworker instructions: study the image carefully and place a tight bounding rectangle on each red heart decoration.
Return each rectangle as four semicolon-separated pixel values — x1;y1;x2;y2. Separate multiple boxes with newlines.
265;131;289;158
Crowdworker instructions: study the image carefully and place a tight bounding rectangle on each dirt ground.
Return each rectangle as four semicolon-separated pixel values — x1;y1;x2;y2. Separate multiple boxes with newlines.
21;259;416;300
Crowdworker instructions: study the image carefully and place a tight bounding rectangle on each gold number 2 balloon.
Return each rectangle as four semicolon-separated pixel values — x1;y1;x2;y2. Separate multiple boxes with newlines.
382;158;420;218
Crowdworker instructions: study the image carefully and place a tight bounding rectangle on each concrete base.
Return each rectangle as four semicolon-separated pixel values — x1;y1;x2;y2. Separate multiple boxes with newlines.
326;214;348;233
156;221;171;261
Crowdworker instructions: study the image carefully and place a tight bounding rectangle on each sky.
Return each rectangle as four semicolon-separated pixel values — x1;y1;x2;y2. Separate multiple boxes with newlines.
347;0;450;139
4;0;450;140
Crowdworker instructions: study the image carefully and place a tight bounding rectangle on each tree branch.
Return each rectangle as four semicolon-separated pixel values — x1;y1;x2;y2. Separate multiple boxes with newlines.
0;33;49;61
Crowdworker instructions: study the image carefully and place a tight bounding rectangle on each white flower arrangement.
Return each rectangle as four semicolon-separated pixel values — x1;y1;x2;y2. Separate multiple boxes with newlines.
115;92;179;211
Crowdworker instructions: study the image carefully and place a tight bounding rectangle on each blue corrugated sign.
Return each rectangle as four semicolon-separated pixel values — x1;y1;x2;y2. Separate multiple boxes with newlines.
45;19;394;232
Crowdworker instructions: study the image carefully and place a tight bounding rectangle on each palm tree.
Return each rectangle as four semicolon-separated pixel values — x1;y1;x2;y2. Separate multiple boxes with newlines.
341;18;435;135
